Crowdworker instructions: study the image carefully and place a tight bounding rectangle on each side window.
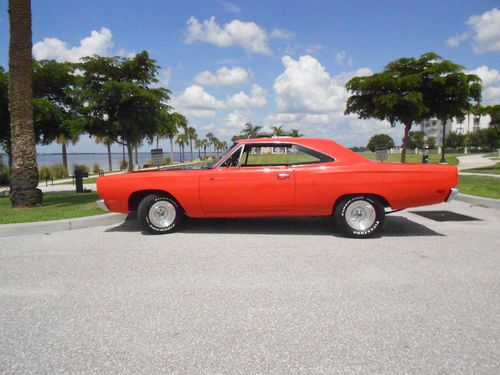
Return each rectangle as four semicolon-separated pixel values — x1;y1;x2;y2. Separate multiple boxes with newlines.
241;144;332;166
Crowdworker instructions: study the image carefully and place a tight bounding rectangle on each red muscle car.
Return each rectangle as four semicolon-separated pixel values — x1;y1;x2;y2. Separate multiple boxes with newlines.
96;138;458;238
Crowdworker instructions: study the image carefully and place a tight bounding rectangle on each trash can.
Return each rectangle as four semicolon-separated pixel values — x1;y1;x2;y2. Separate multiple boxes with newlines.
74;169;89;193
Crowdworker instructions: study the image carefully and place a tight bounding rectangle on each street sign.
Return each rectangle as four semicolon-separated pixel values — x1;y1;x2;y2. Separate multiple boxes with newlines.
151;148;164;166
375;146;388;161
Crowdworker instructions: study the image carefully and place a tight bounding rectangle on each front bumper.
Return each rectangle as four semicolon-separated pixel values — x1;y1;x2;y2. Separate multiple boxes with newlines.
446;188;459;203
96;199;109;212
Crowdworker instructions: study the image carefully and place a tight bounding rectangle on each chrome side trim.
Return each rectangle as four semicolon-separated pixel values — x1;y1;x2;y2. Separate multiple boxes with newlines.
446;188;459;203
96;199;109;212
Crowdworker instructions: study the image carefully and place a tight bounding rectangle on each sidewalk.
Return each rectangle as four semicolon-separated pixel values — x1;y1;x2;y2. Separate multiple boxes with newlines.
456;154;496;170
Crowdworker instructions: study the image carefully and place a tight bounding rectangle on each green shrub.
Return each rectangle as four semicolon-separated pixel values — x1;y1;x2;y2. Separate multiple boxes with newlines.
120;159;128;170
92;163;101;174
72;163;89;174
39;165;52;180
0;158;9;186
164;156;172;165
49;163;68;179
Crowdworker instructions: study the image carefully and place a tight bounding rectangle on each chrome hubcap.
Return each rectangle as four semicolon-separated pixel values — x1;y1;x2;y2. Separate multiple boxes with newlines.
149;201;176;228
345;200;376;231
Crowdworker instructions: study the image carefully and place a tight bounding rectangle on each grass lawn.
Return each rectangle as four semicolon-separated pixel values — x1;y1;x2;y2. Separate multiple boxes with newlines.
457;175;500;199
360;152;462;165
461;163;500;175
61;176;97;185
0;192;105;224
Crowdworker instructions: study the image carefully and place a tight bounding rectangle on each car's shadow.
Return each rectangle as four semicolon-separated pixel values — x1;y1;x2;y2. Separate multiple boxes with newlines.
106;213;444;237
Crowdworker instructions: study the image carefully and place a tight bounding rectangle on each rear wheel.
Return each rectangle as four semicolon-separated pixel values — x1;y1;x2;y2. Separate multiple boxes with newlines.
334;195;385;238
138;194;184;234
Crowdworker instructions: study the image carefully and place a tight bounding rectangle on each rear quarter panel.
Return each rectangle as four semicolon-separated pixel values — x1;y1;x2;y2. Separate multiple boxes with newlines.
293;161;458;213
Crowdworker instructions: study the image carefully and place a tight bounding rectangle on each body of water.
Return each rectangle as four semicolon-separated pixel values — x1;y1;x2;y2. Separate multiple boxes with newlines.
0;151;214;174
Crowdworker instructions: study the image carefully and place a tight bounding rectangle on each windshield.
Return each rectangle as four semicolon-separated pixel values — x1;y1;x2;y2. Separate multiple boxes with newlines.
203;143;237;169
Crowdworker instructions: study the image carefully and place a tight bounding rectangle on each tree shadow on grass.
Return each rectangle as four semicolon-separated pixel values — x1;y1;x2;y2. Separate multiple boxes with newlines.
106;213;444;237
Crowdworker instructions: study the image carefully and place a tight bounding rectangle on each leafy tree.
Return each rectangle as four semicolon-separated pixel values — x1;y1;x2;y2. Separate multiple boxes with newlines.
346;52;481;162
446;131;466;149
9;0;42;206
366;133;395;152
206;132;216;152
288;129;303;137
465;131;481;149
241;122;262;138
426;137;436;149
407;131;424;149
480;127;499;150
80;51;170;171
33;59;83;175
483;104;500;129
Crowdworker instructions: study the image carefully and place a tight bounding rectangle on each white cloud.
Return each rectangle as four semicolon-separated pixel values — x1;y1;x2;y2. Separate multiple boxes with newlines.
227;84;267;108
446;32;470;47
172;85;225;118
220;1;240;13
447;8;500;53
270;28;295;40
467;65;500;103
335;51;353;66
273;55;372;114
305;44;322;54
194;66;249;86
33;27;113;62
185;16;271;54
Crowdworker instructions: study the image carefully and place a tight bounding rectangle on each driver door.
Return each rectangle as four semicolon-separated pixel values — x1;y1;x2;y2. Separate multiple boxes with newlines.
199;144;295;213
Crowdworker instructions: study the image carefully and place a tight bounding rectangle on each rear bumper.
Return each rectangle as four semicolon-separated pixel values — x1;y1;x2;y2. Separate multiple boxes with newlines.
446;188;459;203
96;199;109;212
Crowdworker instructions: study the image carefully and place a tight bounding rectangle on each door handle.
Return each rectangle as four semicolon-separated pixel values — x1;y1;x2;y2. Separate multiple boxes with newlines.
277;173;290;180
209;177;226;181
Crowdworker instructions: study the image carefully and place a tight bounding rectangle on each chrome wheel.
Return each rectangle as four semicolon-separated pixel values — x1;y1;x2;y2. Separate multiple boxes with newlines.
345;200;376;231
148;200;176;228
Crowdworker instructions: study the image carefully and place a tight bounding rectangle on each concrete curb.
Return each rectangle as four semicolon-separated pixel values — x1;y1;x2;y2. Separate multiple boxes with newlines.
0;213;127;237
455;193;500;210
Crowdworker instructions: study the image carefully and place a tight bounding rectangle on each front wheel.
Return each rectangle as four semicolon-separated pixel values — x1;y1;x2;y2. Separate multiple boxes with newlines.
334;195;385;238
138;194;184;234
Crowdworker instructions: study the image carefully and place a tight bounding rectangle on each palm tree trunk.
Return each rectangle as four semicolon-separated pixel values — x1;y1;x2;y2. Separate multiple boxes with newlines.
61;142;68;176
8;0;42;207
203;146;207;158
156;136;159;149
198;147;201;159
169;137;174;162
134;145;139;168
107;143;112;172
190;140;193;161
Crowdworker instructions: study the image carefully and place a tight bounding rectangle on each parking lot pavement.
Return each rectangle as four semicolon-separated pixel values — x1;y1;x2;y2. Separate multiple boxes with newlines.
0;201;499;373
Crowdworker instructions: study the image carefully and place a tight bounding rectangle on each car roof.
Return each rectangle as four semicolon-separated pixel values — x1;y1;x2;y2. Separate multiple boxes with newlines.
235;137;368;163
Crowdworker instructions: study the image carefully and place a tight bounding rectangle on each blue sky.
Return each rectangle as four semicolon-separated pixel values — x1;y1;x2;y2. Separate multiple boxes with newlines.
1;0;499;153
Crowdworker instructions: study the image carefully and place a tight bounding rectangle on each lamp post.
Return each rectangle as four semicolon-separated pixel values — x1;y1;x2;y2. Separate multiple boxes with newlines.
422;145;430;164
439;120;447;164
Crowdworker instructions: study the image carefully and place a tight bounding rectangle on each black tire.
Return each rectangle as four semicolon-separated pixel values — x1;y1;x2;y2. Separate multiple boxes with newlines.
137;194;184;234
334;195;385;238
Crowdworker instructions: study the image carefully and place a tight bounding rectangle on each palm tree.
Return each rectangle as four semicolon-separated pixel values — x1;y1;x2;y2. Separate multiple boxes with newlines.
8;0;42;206
95;135;114;172
175;133;188;163
206;132;215;154
195;138;204;159
56;133;79;176
288;129;303;137
186;126;197;162
242;122;263;138
271;125;286;137
202;139;208;158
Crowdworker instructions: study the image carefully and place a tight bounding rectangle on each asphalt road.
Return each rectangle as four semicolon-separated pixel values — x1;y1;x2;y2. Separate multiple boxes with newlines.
0;200;499;374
